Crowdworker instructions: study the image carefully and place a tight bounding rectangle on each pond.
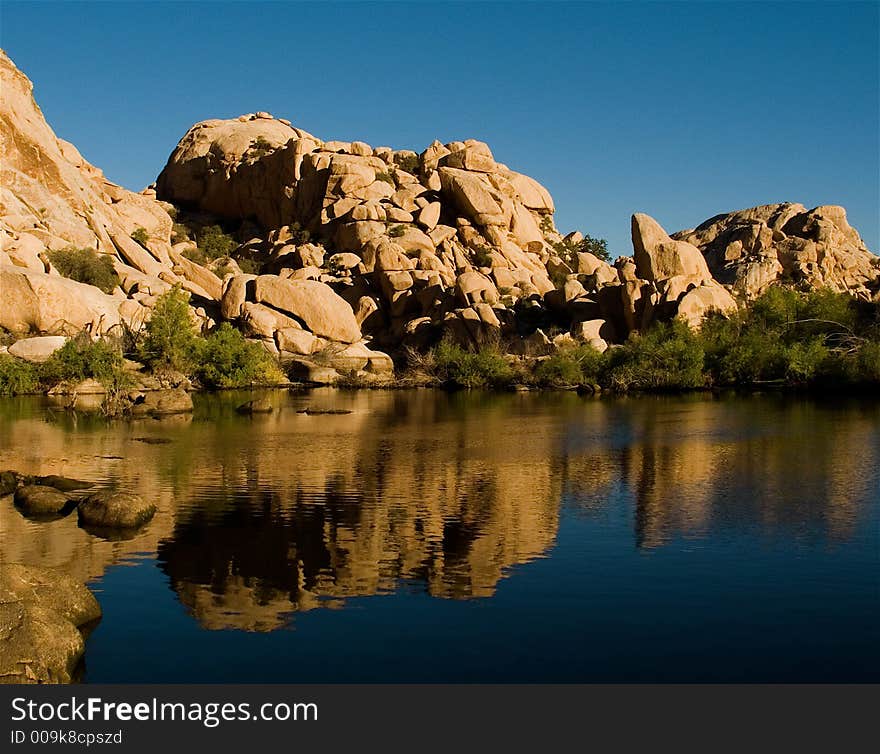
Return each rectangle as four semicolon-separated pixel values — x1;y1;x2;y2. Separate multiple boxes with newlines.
1;389;878;682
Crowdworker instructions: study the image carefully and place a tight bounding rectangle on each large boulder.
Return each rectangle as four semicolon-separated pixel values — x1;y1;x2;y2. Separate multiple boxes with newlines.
0;564;101;684
155;114;317;229
77;491;156;529
631;213;712;283
13;485;72;517
7;336;67;362
253;276;361;343
675;284;738;328
0;266;125;335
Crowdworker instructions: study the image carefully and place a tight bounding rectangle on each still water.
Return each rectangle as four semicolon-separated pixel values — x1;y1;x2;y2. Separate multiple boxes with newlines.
1;389;878;682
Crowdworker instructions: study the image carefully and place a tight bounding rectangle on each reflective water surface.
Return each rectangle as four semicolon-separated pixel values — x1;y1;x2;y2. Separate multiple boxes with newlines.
1;389;878;682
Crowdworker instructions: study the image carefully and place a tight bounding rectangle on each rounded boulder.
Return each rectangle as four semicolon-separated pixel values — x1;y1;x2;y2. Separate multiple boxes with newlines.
77;491;156;529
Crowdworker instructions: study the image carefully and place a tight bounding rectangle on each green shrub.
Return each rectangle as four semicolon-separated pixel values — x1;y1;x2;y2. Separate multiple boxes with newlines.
197;225;236;260
395;153;420;174
533;345;605;387
375;171;395;185
471;246;494;268
0;355;39;396
433;340;514;388
38;335;130;393
552;233;611;267
181;245;209;264
138;286;199;372
192;323;283;389
604;321;705;391
388;225;406;238
534;353;583;387
853;340;880;383
131;227;150;246
171;222;192;244
236;257;260;275
783;338;828;383
47;247;120;294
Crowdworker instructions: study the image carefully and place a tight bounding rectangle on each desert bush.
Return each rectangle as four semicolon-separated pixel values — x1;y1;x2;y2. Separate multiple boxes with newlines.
553;233;611;266
604;321;705;391
197;225;236;260
395;153;420;174
131;227;150;246
38;334;130;393
533;345;605;387
47;247;120;294
388;225;406;238
375;171;395;185
287;222;311;245
433;339;514;388
471;246;494;268
0;355;40;396
192;323;283;389
248;136;273;158
171;222;193;244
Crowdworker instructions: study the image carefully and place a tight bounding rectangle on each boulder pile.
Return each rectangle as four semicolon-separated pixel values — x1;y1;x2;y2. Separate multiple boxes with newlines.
1;48;877;379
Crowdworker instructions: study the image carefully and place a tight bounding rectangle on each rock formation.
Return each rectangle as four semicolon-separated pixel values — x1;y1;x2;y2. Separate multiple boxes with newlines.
673;203;879;300
2;48;878;379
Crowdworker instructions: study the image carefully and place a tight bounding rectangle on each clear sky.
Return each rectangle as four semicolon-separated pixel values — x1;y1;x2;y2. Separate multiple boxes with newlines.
2;1;878;256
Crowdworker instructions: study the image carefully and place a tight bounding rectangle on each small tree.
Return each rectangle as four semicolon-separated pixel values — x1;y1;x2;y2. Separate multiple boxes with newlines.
197;225;236;260
553;233;611;266
138;286;198;372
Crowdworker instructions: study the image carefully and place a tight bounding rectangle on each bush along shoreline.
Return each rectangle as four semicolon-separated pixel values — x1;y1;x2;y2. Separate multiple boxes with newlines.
412;288;879;393
1;287;878;410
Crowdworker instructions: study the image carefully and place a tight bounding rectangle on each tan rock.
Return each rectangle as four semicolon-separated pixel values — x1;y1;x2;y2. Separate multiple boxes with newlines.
7;336;68;363
631;213;712;282
220;274;256;320
0;265;123;335
253;276;361;343
675;284;738;328
418;202;441;230
443;141;496;172
240;302;303;340
276;327;319;355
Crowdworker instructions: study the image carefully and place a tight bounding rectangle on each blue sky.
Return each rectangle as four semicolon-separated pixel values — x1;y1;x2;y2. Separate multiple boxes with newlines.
2;1;878;255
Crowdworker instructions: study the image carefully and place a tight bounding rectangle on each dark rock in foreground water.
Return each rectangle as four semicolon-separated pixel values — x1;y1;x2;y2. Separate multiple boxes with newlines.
77;491;156;529
237;399;274;414
297;408;353;415
0;564;101;684
14;485;71;517
0;470;19;496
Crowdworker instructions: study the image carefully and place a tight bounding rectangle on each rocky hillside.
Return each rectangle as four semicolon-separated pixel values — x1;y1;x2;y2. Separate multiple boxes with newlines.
2;48;878;382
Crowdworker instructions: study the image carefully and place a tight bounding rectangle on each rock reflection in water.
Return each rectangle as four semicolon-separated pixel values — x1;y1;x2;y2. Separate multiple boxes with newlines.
1;390;877;635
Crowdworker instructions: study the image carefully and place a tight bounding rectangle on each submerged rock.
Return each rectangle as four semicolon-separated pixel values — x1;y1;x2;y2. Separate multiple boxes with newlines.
0;564;101;684
0;471;19;496
14;485;72;517
34;475;94;492
129;389;194;417
236;398;274;414
77;491;156;530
